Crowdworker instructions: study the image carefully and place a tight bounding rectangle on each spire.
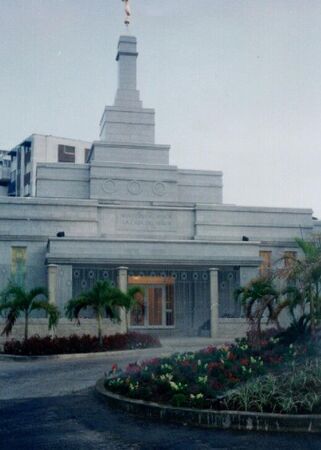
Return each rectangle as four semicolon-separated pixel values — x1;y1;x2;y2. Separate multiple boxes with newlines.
114;35;142;109
99;36;155;145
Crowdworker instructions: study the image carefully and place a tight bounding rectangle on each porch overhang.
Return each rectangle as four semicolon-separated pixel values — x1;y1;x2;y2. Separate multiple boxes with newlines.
46;237;262;267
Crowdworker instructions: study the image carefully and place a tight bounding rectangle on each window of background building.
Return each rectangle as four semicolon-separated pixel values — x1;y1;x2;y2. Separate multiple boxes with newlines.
284;251;297;267
24;172;31;186
259;250;272;276
24;148;31;165
58;145;75;163
11;246;27;286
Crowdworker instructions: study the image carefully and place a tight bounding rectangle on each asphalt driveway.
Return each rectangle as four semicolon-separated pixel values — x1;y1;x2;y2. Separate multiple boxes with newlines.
0;344;321;449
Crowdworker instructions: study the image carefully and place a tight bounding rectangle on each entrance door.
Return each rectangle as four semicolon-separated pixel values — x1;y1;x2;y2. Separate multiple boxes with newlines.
147;286;165;326
130;284;167;327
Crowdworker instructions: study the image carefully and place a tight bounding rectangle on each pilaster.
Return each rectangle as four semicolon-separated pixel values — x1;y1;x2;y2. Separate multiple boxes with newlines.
47;264;58;305
209;268;219;338
117;266;128;333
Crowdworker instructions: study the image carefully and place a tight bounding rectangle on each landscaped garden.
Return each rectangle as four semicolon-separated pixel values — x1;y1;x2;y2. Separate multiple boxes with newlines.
0;279;159;355
104;236;321;417
105;334;320;414
3;332;160;355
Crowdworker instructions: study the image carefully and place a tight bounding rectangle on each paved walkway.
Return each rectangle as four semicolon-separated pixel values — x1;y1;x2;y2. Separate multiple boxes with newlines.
0;338;320;449
0;338;222;400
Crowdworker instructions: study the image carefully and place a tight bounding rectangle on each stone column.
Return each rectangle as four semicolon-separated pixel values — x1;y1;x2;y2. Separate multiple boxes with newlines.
117;266;128;333
209;268;219;339
47;264;58;305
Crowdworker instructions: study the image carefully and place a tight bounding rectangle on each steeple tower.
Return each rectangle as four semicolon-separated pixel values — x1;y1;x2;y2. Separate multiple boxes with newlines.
114;35;141;108
99;35;155;145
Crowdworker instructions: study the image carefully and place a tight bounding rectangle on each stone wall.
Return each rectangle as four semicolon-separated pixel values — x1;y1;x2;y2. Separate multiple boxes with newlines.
195;205;313;241
0;197;98;238
36;163;90;199
218;319;249;339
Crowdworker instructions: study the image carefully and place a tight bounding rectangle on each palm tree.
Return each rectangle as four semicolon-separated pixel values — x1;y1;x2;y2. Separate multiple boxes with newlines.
0;283;60;340
282;237;321;334
118;285;144;332
235;276;280;336
65;281;143;347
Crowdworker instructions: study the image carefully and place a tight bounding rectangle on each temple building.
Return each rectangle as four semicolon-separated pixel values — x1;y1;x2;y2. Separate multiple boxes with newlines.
0;34;320;340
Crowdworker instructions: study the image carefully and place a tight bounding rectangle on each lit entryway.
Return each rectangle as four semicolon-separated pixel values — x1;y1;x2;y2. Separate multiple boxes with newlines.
128;276;174;328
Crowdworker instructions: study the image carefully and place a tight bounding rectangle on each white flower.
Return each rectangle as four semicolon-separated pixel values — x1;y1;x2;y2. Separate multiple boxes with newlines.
169;381;179;391
197;375;208;385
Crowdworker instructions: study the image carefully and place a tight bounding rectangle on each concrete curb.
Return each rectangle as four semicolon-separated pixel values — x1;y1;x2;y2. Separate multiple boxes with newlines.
0;346;164;362
96;378;321;433
0;339;231;362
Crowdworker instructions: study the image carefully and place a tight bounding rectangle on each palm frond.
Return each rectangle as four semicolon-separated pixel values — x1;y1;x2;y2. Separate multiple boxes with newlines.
1;283;27;306
28;287;48;302
105;304;120;322
121;285;144;312
0;302;11;317
31;301;60;329
65;296;90;321
1;305;20;336
295;238;320;260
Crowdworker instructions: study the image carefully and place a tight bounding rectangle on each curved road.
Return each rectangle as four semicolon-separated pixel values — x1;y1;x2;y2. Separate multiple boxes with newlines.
0;347;321;449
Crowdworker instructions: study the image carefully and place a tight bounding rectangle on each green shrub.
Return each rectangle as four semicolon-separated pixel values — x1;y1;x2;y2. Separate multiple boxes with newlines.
105;337;304;409
3;332;160;355
222;359;321;414
171;393;188;407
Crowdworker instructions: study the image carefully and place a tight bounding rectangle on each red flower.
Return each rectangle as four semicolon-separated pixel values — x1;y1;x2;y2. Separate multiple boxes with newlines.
227;352;237;361
228;375;239;383
240;358;249;366
208;362;222;370
126;363;141;374
142;358;160;367
211;379;223;390
181;360;192;367
200;345;217;354
268;355;282;365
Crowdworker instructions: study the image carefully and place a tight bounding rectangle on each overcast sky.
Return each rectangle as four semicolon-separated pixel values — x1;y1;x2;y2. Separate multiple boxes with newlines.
1;0;321;217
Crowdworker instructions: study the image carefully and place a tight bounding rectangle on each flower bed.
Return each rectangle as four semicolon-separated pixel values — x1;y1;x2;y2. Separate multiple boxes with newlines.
222;359;321;414
105;336;313;411
2;332;161;356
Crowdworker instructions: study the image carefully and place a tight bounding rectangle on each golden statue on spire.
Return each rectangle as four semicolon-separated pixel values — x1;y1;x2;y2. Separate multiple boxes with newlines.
122;0;131;27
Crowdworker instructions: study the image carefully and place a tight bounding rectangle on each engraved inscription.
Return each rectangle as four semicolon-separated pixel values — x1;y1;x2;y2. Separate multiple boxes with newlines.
116;210;176;232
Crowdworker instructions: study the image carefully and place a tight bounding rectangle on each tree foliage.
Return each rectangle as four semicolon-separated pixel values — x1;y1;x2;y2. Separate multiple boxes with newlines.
281;236;321;333
65;281;143;346
0;283;59;340
236;235;321;340
234;276;280;336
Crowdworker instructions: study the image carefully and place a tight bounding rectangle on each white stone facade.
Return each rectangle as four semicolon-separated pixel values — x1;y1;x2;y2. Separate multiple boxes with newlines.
0;34;320;341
